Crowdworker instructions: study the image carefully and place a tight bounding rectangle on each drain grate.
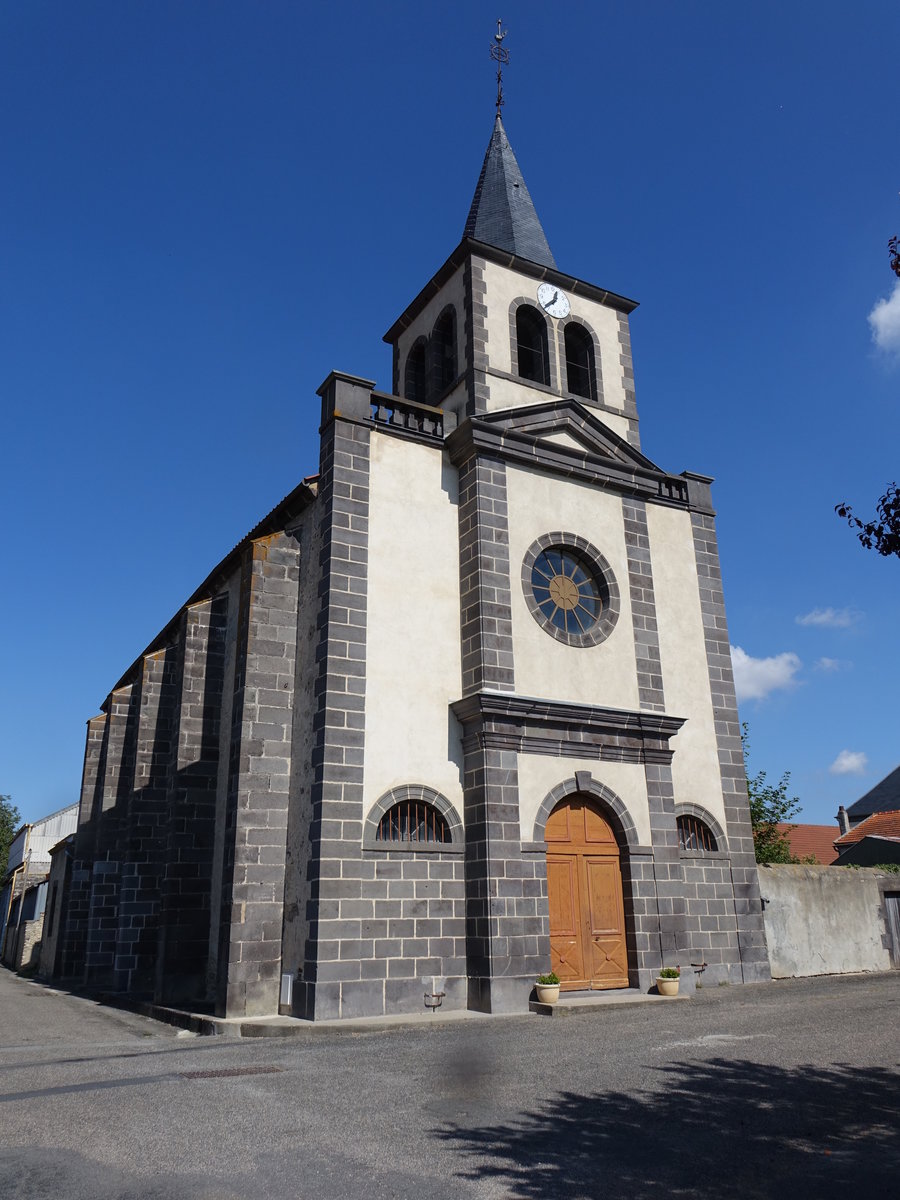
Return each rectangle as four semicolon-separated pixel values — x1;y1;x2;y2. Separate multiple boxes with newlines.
181;1066;283;1080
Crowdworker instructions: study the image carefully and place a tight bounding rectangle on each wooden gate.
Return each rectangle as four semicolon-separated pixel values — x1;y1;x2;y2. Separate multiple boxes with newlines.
545;797;629;990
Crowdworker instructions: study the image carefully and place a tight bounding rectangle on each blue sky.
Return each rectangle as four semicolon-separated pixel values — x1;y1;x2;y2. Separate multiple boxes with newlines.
2;1;898;827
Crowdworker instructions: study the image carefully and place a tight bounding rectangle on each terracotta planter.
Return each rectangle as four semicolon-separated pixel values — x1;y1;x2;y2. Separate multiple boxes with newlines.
535;983;560;1005
656;977;680;997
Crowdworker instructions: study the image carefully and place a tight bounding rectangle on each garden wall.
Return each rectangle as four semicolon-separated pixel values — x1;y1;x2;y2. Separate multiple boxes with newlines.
758;863;894;978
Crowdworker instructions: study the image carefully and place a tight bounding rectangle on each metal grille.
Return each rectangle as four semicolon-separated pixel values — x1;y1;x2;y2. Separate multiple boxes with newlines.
375;801;450;845
677;814;717;853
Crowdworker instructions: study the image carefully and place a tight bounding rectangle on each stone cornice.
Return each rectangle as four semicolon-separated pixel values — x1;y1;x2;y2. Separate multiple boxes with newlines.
382;238;639;346
446;407;703;509
450;692;686;764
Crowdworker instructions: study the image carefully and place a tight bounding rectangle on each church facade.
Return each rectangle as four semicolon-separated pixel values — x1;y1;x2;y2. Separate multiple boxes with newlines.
48;116;769;1019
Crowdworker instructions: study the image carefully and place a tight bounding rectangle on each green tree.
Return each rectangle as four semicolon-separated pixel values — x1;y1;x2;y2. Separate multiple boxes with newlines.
835;236;900;558
742;726;802;864
0;794;22;879
836;484;900;559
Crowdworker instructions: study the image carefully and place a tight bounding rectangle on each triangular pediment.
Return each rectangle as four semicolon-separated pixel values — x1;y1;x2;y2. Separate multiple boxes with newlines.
476;400;662;473
445;398;694;505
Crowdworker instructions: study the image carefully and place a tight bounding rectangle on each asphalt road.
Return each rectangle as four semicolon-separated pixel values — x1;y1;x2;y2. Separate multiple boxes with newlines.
0;968;897;1199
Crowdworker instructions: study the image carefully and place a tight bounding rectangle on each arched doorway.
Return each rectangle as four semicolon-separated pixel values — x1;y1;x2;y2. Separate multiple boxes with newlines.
545;796;629;990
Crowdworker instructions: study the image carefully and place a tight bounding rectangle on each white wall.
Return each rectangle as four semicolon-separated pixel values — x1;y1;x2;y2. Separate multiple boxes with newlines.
506;466;639;711
364;433;464;820
646;503;727;832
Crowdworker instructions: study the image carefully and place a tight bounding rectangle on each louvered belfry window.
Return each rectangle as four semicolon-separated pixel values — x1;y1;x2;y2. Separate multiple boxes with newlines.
375;800;451;845
677;814;717;853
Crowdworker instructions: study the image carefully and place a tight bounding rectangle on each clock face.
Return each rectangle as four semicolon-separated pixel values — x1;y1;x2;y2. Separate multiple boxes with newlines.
537;283;570;319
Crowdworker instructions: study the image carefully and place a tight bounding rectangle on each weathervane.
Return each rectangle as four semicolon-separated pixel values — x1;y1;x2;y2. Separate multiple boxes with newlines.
490;19;509;115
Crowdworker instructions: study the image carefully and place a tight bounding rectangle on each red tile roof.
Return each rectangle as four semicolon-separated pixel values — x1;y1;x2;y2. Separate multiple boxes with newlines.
775;823;841;864
834;810;900;847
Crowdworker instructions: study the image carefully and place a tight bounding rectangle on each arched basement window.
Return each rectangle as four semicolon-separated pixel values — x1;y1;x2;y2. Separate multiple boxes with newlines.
404;339;427;403
516;305;550;386
432;308;457;395
375;799;451;845
677;814;718;853
564;323;597;401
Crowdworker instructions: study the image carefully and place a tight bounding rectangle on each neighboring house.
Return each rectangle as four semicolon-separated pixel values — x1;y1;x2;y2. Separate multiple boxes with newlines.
837;764;900;835
1;803;78;971
775;823;840;865
45;112;769;1021
834;811;900;867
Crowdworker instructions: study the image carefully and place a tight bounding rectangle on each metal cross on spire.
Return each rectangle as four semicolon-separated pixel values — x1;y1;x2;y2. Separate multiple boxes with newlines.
490;19;509;115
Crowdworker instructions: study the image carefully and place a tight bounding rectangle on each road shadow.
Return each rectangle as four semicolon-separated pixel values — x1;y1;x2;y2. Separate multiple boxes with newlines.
434;1057;900;1198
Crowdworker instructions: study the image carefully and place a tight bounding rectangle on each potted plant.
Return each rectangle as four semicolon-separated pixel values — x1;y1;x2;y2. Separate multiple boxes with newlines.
535;972;561;1004
656;966;680;997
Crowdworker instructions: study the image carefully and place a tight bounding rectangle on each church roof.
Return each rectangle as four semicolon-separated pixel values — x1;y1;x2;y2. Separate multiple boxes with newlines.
463;115;556;269
847;764;900;820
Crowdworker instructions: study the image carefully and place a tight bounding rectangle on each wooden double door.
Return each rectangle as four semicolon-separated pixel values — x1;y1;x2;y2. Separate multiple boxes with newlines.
546;797;629;991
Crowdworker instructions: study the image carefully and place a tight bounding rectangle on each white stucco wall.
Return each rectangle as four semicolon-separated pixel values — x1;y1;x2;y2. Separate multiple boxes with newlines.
517;754;651;846
481;258;628;415
484;374;632;441
645;503;727;832
506;466;639;711
364;433;464;820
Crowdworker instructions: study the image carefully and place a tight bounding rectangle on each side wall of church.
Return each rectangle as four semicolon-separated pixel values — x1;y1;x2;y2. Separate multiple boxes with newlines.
53;510;311;1017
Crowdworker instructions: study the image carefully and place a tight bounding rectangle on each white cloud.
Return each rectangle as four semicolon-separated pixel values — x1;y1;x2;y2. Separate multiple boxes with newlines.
868;281;900;355
829;749;868;776
815;656;845;672
795;607;860;629
731;645;801;702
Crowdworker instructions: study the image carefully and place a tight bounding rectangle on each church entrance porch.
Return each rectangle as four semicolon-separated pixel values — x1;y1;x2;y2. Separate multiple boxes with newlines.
546;796;629;991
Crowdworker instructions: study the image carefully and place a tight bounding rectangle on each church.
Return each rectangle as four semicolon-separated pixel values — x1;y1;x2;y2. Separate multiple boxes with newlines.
45;109;769;1020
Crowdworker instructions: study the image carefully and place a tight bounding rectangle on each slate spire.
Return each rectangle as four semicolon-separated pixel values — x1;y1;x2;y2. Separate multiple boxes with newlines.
463;114;556;269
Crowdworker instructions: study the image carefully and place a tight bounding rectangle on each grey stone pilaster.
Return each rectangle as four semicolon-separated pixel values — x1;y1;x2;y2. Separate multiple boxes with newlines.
297;374;371;1021
623;498;665;712
691;511;770;982
154;595;228;1006
217;538;298;1018
463;746;548;1013
115;647;177;995
464;256;490;415
457;454;515;695
644;762;693;990
616;312;641;448
84;684;139;986
58;714;107;979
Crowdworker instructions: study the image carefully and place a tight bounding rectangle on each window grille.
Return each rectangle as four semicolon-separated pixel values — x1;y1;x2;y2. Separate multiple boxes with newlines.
375;800;451;845
677;814;717;853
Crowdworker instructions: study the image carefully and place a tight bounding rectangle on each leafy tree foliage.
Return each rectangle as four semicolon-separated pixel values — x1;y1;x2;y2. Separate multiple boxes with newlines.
835;237;900;558
835;484;900;559
742;726;803;864
0;794;22;880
